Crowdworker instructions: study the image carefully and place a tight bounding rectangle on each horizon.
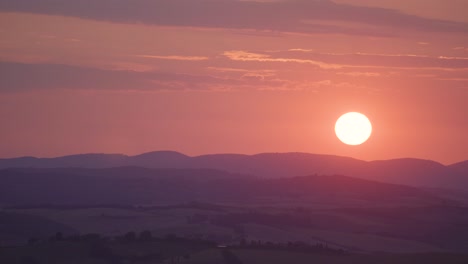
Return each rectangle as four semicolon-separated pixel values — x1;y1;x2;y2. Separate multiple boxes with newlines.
1;149;466;166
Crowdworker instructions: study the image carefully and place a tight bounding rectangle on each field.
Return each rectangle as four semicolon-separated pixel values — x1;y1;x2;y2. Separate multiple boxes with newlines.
233;249;468;264
2;243;468;264
3;203;468;253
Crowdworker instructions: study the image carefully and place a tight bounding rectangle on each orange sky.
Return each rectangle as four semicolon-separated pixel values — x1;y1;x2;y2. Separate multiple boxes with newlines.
0;0;467;164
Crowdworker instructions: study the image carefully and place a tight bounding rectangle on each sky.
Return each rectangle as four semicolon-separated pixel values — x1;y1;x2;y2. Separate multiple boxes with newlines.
0;0;467;164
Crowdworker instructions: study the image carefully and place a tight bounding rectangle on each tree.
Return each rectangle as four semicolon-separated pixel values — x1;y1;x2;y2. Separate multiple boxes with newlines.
55;232;63;241
164;233;178;241
82;233;101;241
27;237;38;246
124;231;136;242
240;238;247;247
139;230;153;241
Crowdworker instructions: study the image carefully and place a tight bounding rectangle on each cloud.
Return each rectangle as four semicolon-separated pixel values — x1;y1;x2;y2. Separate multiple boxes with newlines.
436;78;468;81
0;61;159;91
0;61;287;92
453;47;468;51
224;50;468;70
337;72;381;77
223;50;344;69
1;0;467;36
137;55;209;61
206;67;260;73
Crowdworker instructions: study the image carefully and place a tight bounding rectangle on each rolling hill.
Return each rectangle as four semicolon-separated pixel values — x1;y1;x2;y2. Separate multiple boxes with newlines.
0;151;466;189
0;167;456;207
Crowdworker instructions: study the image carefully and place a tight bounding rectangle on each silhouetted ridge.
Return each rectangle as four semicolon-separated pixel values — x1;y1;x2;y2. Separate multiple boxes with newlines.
129;151;190;167
449;160;468;174
0;151;466;189
132;151;188;159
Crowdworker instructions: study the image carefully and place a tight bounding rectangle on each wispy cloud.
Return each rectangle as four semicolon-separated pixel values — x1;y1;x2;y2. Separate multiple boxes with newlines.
138;55;209;61
288;48;315;52
438;56;468;60
226;50;468;70
436;78;468;81
206;67;255;73
453;47;468;51
337;72;381;77
223;50;344;69
0;61;287;92
1;0;467;37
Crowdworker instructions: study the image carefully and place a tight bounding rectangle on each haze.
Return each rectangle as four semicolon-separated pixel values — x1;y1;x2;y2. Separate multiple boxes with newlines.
0;0;467;163
1;2;468;262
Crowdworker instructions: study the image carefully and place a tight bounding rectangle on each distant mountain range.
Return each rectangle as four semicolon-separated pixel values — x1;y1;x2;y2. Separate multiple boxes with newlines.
0;151;467;189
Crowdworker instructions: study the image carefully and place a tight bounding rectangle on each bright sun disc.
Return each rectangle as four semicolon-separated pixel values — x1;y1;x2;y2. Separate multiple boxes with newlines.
335;112;372;145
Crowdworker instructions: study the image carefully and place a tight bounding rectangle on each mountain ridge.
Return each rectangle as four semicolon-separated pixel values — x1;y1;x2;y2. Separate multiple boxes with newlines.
0;151;466;189
1;151;463;166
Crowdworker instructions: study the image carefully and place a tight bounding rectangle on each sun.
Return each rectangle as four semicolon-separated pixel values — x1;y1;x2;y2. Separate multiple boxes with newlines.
335;112;372;145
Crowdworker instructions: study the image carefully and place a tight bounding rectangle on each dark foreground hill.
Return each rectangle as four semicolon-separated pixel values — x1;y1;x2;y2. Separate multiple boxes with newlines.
0;167;457;207
1;167;468;253
0;151;467;189
0;211;76;246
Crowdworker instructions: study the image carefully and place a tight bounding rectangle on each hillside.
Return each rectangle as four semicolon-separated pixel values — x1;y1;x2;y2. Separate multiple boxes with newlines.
0;211;76;246
0;151;466;189
1;167;468;253
0;167;456;207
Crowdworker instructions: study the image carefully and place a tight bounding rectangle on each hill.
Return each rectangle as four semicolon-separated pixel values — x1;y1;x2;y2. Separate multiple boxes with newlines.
1;167;468;252
0;211;76;246
0;151;466;189
0;167;456;207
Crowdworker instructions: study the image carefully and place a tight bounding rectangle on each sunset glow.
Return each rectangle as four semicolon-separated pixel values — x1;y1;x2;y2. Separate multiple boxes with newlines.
0;0;466;163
